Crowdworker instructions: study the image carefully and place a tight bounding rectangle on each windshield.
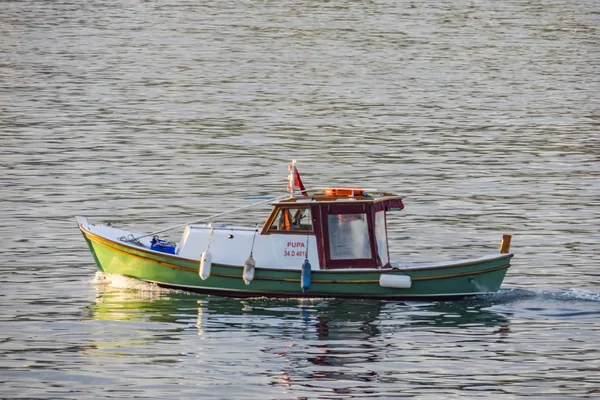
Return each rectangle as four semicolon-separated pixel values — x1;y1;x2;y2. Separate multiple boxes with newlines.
268;207;313;232
327;213;372;260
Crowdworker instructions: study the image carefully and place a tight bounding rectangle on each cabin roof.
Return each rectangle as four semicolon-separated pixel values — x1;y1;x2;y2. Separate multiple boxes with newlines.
271;191;404;206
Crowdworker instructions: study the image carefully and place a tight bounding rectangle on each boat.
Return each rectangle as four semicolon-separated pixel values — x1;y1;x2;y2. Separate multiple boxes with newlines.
76;161;514;300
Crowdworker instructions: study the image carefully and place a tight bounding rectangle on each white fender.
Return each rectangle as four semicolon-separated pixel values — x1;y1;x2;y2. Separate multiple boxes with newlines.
379;274;412;289
243;255;255;285
199;250;212;280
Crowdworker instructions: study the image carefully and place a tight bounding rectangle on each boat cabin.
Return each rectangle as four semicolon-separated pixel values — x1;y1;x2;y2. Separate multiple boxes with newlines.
177;185;403;271
261;190;404;269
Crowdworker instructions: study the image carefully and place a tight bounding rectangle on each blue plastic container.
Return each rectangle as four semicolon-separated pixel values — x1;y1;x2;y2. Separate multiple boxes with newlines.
150;237;176;254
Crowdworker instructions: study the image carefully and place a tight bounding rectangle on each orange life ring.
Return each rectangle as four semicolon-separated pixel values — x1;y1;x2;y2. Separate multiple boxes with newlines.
324;188;364;197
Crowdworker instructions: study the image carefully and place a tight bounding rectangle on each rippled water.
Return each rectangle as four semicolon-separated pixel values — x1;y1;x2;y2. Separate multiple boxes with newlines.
1;0;599;398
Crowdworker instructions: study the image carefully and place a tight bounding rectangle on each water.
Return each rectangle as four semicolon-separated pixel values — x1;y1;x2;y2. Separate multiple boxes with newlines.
1;0;599;398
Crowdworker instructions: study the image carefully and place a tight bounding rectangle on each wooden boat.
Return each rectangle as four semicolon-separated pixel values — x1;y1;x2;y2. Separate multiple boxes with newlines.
76;161;513;300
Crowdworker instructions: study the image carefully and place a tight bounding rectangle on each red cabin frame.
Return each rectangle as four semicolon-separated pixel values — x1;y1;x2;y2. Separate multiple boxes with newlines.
262;195;403;270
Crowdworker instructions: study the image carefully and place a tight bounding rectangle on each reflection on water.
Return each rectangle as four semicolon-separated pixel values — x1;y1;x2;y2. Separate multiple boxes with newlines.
89;273;511;333
83;275;600;398
88;274;515;396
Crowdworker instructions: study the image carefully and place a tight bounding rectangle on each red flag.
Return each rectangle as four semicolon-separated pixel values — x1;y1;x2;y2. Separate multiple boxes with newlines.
288;162;308;196
294;169;307;196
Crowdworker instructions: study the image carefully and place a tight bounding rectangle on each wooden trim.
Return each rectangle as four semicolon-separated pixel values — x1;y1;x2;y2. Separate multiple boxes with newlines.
260;207;280;235
396;254;513;271
500;234;512;253
411;264;510;281
261;230;315;236
260;204;313;235
272;195;403;205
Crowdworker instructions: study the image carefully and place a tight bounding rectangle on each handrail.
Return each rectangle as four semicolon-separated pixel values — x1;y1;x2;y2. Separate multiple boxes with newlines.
129;194;290;240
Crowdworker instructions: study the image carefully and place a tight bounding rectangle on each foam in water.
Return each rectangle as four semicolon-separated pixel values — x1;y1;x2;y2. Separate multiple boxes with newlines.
90;271;185;294
544;289;600;303
481;288;600;304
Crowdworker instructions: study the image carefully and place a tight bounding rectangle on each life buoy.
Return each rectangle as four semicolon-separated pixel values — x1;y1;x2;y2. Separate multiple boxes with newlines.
324;188;364;197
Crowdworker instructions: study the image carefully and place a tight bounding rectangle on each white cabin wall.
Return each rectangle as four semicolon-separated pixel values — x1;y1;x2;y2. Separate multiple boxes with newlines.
177;224;320;270
254;234;320;270
177;225;212;259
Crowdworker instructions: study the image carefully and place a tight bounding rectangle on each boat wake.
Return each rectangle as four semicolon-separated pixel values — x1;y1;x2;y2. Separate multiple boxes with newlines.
483;288;600;304
91;271;186;295
469;288;600;320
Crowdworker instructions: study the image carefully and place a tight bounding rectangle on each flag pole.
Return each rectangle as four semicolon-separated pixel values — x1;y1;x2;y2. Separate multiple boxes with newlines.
287;159;297;197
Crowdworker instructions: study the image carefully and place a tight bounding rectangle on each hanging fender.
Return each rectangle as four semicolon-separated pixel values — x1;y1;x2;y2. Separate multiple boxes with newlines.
301;259;312;292
379;274;411;289
199;250;212;280
243;255;256;285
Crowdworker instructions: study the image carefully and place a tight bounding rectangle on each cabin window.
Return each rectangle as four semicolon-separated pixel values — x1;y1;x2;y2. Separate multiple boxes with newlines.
268;207;313;232
328;213;371;260
375;211;389;266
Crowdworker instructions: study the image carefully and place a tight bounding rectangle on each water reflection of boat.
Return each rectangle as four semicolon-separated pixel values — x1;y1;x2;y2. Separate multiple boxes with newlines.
88;278;387;331
88;280;512;393
88;277;510;333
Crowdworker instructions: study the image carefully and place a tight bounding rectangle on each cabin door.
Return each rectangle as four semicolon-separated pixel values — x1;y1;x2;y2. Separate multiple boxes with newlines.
375;210;390;267
311;203;378;269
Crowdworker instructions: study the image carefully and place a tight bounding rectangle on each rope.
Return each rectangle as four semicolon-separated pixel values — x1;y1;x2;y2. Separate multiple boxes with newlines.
305;233;310;260
206;227;215;250
249;228;258;256
118;234;147;247
116;184;387;244
127;192;298;241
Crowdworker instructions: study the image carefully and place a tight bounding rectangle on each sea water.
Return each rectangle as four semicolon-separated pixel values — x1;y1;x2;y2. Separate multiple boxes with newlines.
1;0;599;398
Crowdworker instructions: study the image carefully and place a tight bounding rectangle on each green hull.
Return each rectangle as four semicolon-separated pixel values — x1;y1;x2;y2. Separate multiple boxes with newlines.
81;227;512;300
